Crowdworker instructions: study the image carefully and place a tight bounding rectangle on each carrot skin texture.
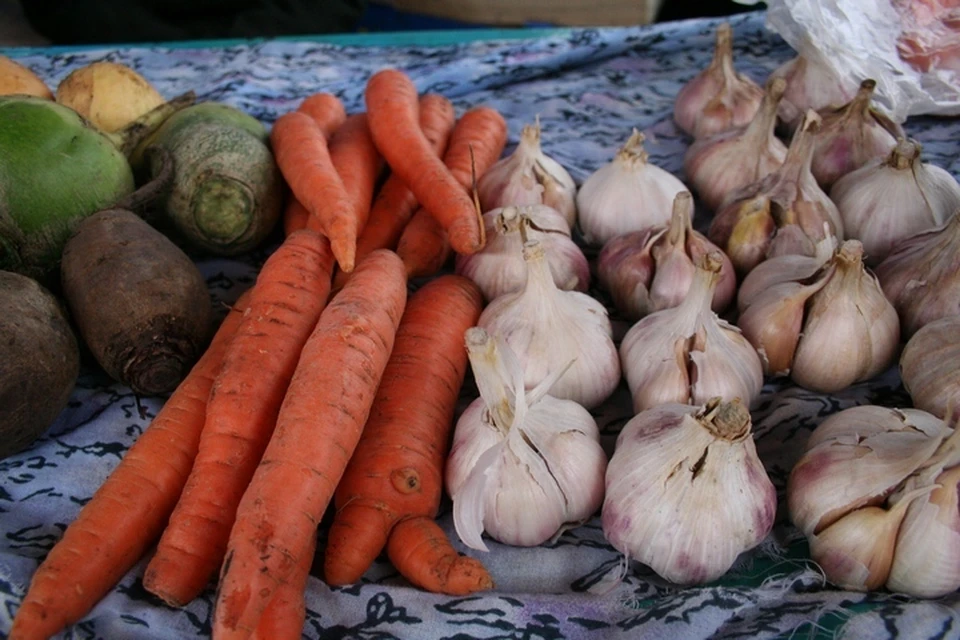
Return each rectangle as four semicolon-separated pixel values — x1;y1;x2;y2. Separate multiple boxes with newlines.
333;94;456;291
297;92;347;138
328;113;384;235
212;249;408;640
271;111;358;272
364;68;486;255
250;534;316;640
8;292;250;640
324;275;484;588
142;230;335;607
388;517;494;596
282;197;311;236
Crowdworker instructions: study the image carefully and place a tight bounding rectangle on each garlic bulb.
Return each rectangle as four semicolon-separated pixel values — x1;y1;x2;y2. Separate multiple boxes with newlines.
708;110;844;276
596;192;736;321
875;211;960;337
477;119;577;228
602;398;776;585
737;240;899;391
446;327;606;551
477;239;620;409
576;129;689;247
455;205;589;302
900;316;960;420
789;405;960;597
769;54;857;133
673;22;764;139
810;79;902;190
683;76;788;212
619;252;763;413
831;139;960;265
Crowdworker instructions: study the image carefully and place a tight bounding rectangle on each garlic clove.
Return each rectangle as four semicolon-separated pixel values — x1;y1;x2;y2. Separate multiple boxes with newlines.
736;233;836;311
787;406;952;536
790;240;900;393
673;22;764;139
709;194;776;276
887;465;960;598
620;335;692;414
688;319;764;408
770;54;857;133
900;317;960;421
595;228;658;320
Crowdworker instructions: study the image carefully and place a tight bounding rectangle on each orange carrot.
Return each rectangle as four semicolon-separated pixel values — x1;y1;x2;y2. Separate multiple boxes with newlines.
282;197;311;236
328;113;383;236
271;111;357;272
365;68;488;255
332;94;456;291
212;249;408;639
396;106;508;278
297;92;347;139
387;517;493;596
323;275;486;591
250;533;316;640
9;291;250;640
142;229;335;607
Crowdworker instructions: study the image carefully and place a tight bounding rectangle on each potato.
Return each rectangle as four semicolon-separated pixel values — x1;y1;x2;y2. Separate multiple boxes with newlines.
57;61;165;132
0;55;53;99
0;271;80;460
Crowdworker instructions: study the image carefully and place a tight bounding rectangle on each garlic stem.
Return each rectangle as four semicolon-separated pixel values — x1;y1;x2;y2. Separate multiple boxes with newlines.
618;129;649;168
743;77;786;148
697;397;751;441
778;111;821;186
679;252;723;319
665;192;691;245
464;327;515;432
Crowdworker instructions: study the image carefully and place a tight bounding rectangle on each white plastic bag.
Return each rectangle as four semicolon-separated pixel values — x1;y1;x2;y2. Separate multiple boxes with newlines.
736;0;960;121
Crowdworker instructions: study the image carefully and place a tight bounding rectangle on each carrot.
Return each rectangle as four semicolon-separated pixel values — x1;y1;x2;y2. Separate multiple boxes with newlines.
282;197;311;236
142;229;335;607
212;249;408;640
387;517;494;596
297;92;347;139
328;113;383;236
323;275;486;591
271;111;357;273
396;106;508;278
9;291;250;640
250;533;316;640
364;68;488;255
332;94;456;292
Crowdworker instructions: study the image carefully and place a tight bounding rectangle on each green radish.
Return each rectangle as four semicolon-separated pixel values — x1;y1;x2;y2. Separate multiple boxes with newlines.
131;102;282;256
0;92;195;281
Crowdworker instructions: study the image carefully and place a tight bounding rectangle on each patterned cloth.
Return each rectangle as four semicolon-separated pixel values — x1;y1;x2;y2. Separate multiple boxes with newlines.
2;10;960;639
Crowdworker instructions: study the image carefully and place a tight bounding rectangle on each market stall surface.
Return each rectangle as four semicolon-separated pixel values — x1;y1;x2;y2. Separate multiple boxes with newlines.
2;10;959;640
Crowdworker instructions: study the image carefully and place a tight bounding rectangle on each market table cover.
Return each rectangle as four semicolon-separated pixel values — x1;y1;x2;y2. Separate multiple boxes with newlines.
2;10;959;640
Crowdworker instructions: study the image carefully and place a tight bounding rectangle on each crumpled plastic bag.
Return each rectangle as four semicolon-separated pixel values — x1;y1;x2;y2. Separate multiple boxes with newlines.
736;0;960;122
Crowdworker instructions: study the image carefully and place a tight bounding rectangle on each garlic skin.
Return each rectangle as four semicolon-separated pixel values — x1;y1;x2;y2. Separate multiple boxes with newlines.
769;54;857;133
596;192;736;321
900;316;960;421
478;240;620;409
736;233;837;311
831;139;960;265
477;119;578;228
446;327;606;551
619;252;763;413
602;399;776;585
737;240;899;389
810;79;903;189
455;205;589;302
673;22;764;139
576;129;689;247
684;77;788;212
708;110;843;276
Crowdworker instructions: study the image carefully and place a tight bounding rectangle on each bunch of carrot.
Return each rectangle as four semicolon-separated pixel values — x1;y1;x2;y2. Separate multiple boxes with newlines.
9;67;508;640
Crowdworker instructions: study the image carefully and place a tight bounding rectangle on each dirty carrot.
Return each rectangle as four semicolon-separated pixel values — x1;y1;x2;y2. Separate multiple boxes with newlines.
212;249;408;640
9;292;250;640
365;68;487;255
396;106;508;278
297;92;347;138
142;229;335;607
387;517;494;596
328;113;383;235
271;111;357;272
250;534;317;640
332;93;456;291
323;275;485;591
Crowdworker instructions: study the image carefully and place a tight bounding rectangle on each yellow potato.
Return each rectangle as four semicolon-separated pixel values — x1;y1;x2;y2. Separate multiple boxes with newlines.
0;55;53;99
57;61;165;132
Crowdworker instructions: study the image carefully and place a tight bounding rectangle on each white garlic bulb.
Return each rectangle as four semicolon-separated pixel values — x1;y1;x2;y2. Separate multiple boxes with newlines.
619;252;763;413
900;316;960;421
737;240;899;391
455;205;589;302
831;139;960;265
478;239;620;409
477;119;577;228
683;76;788;212
576;129;689;247
602;398;776;585
446;327;607;551
769;54;857;133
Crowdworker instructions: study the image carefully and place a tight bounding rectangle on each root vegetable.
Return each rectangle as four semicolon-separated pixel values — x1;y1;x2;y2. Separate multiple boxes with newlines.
56;61;165;133
0;55;52;99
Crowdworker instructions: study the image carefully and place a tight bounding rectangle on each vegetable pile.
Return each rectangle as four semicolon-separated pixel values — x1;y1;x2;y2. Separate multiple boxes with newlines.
4;20;960;638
